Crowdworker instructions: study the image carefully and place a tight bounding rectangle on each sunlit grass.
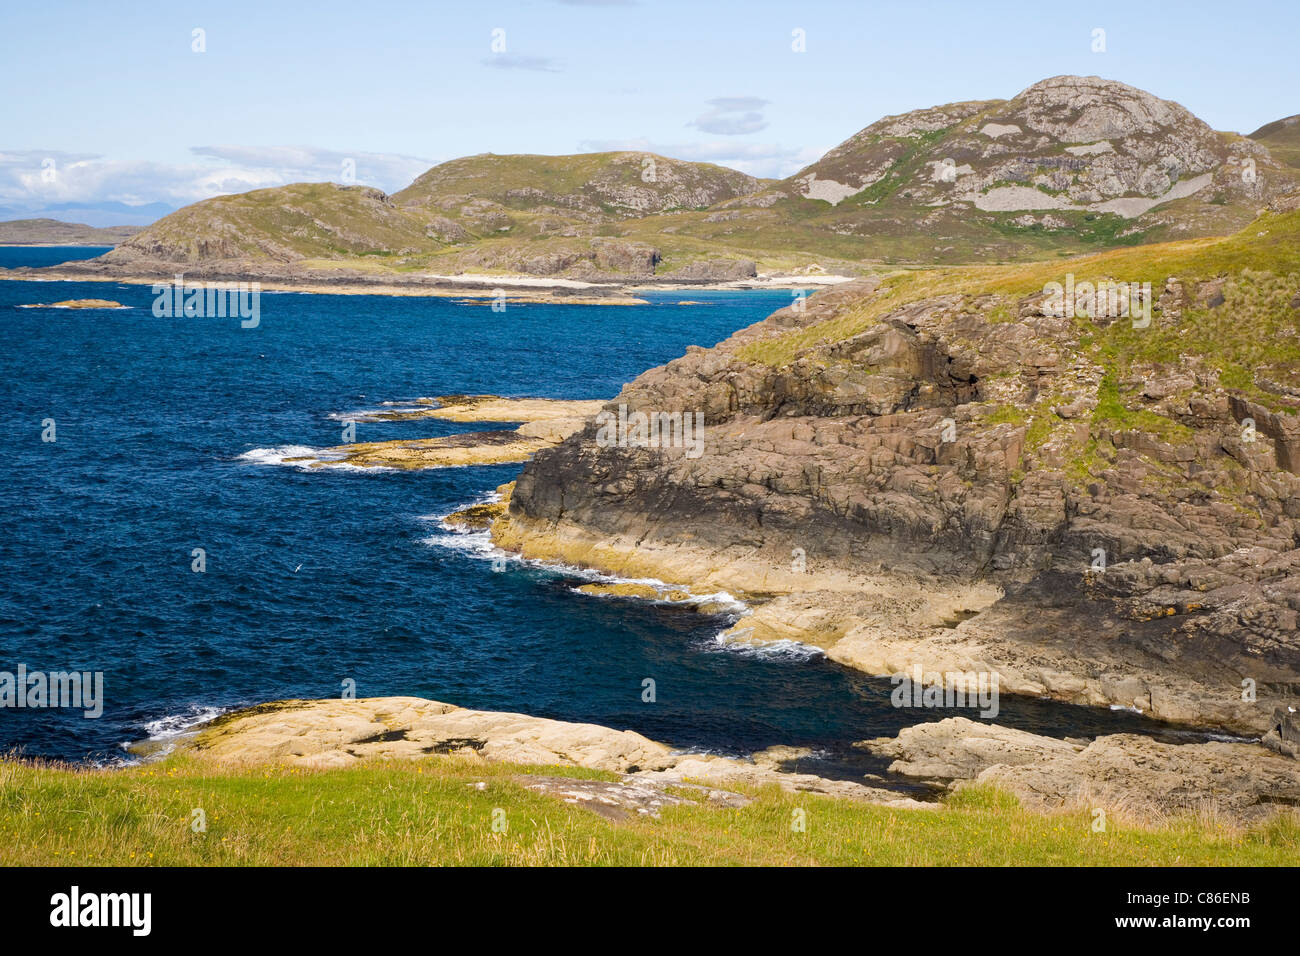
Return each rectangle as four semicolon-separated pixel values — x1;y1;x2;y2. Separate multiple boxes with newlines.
739;210;1300;369
1;758;1295;867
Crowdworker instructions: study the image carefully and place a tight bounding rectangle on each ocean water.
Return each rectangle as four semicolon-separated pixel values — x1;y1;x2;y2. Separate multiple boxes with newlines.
0;247;1181;778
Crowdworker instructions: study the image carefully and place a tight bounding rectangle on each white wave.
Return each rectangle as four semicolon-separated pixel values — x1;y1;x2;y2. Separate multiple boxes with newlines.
419;501;748;617
142;705;226;740
327;405;429;422
1161;729;1260;744
237;444;326;466
117;704;228;763
235;444;394;473
708;632;824;661
1109;704;1145;714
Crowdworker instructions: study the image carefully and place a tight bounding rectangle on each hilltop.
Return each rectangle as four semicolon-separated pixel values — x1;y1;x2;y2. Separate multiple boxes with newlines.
9;76;1296;289
0;218;140;246
1251;114;1300;169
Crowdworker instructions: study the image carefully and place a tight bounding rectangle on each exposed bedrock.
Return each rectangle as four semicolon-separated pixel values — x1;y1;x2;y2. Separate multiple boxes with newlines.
499;277;1300;738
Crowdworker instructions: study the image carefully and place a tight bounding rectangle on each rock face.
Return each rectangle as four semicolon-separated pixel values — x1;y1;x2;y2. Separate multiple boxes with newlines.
768;75;1295;256
183;697;930;810
789;75;1283;214
865;717;1300;824
497;215;1300;736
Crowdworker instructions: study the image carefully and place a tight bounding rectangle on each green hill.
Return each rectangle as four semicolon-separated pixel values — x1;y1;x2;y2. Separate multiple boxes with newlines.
1251;114;1300;170
88;77;1300;281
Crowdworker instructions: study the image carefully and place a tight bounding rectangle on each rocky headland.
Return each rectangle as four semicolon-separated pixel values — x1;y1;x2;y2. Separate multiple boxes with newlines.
172;697;1298;826
305;394;602;470
484;201;1300;751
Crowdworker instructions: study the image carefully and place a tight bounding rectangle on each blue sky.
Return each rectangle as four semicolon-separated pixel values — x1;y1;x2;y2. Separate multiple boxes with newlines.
1;0;1297;222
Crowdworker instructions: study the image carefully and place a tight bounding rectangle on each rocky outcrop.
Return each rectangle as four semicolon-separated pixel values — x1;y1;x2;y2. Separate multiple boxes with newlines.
863;717;1300;824
662;259;759;281
19;299;124;309
495;223;1300;735
782;75;1295;249
183;697;931;811
309;395;605;470
1263;705;1300;758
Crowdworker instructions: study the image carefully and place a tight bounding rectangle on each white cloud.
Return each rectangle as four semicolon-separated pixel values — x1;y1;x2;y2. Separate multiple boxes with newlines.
688;97;771;136
190;146;432;192
0;146;436;218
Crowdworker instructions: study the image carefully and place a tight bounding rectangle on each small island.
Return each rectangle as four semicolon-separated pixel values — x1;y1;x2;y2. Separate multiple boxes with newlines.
19;298;126;309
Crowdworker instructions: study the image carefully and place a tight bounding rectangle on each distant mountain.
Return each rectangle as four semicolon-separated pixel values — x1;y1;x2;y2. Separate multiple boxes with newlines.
97;153;773;279
0;218;141;245
1250;114;1300;169
712;75;1294;260
0;201;173;229
38;76;1300;282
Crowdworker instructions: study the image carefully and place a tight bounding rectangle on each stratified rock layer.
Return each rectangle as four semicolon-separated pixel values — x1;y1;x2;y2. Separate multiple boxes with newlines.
865;717;1300;824
499;256;1300;736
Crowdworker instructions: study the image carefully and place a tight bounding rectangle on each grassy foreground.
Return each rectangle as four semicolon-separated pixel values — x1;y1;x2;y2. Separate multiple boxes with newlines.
2;756;1297;866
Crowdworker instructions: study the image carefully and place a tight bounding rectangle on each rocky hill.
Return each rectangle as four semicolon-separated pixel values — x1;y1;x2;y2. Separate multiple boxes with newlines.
21;76;1297;284
492;199;1300;741
93;153;774;282
705;75;1294;261
0;218;140;245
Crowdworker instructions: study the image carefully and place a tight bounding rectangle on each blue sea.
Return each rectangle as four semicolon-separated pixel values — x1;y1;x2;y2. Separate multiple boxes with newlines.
0;246;1177;778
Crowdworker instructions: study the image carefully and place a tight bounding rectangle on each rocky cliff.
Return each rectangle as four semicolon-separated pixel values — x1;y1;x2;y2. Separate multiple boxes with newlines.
494;202;1300;739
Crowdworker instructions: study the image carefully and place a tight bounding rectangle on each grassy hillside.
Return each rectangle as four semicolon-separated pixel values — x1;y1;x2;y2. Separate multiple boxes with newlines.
89;80;1300;278
2;756;1295;865
1251;115;1300;170
741;207;1300;379
107;183;433;265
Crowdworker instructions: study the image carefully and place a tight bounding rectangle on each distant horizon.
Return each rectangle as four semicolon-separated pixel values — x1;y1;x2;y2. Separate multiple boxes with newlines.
3;0;1297;225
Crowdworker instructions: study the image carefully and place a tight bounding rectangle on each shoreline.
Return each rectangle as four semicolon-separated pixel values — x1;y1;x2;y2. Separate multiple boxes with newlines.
68;693;1295;829
485;503;1275;739
0;261;860;304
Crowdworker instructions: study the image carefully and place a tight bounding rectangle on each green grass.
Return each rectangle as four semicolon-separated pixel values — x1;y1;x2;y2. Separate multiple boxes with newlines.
738;209;1300;370
1;757;1296;866
1090;374;1195;441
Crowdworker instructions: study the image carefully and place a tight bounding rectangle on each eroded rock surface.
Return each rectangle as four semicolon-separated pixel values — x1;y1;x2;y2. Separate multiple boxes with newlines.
496;260;1300;735
182;697;931;812
863;717;1300;824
